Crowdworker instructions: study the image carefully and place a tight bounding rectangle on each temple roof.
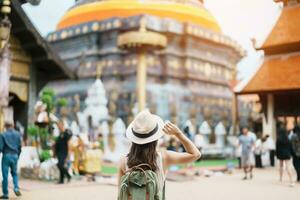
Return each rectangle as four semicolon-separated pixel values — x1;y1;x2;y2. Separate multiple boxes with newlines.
235;52;300;94
259;4;300;55
57;0;221;32
11;0;74;80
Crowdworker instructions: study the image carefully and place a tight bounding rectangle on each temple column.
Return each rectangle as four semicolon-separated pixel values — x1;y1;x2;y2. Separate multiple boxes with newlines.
231;93;238;135
27;63;37;132
263;94;276;139
137;52;146;111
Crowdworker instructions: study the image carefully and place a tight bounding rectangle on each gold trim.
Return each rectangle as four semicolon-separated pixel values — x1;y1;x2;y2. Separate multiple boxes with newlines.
118;31;167;50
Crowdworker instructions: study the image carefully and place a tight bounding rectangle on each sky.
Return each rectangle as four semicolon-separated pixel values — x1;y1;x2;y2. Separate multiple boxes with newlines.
23;0;282;80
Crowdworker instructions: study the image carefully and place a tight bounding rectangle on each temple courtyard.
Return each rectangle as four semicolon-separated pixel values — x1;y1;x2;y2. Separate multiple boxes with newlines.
9;168;300;200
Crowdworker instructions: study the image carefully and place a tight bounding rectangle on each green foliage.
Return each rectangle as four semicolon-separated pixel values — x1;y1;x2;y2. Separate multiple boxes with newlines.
41;94;53;112
41;88;56;112
39;128;49;137
41;88;55;98
27;125;38;137
40;150;52;162
57;98;68;107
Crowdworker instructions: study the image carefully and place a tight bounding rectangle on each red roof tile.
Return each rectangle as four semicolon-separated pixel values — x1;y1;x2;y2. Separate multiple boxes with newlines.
236;53;300;94
260;4;300;54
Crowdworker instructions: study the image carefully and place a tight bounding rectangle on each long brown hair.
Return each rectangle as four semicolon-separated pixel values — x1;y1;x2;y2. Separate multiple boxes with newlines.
127;141;158;171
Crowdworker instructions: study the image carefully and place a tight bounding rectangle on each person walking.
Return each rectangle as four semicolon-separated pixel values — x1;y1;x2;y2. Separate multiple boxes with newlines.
0;121;22;199
54;120;72;184
118;110;201;199
276;128;294;186
265;134;276;167
291;126;300;183
254;136;263;168
238;127;255;180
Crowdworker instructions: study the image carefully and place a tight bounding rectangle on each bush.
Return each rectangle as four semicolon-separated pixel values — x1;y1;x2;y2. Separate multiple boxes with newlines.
40;150;52;162
41;88;55;98
57;98;68;107
27;125;38;137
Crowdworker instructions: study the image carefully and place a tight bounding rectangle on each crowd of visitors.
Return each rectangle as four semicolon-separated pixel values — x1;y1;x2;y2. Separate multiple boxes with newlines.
235;122;300;186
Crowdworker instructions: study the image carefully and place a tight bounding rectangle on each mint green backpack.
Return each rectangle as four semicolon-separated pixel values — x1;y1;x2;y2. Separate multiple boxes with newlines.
118;164;161;200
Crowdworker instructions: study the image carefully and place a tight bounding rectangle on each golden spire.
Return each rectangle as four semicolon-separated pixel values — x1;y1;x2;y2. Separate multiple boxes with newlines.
96;62;102;79
139;17;147;32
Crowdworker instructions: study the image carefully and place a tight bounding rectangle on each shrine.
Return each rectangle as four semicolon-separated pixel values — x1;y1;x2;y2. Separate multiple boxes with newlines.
47;0;244;129
235;0;300;139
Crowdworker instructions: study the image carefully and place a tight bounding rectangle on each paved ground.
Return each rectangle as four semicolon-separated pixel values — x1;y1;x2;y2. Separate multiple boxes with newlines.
5;168;300;200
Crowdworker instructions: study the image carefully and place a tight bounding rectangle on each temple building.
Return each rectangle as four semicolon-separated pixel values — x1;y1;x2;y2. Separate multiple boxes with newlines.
47;0;244;129
235;0;300;139
0;0;73;132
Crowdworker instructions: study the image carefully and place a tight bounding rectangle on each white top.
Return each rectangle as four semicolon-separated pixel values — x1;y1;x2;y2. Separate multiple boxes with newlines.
264;137;275;150
254;139;262;155
249;132;257;141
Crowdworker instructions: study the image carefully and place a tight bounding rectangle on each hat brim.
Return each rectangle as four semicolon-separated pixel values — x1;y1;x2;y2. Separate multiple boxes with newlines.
126;115;165;145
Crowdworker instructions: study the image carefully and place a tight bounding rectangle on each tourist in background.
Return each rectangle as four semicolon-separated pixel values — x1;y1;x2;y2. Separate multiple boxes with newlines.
180;126;193;152
235;132;242;169
87;116;95;142
261;136;271;166
291;126;300;183
254;135;263;168
167;137;177;151
265;134;276;167
0;121;22;199
238;127;255;180
276;128;294;186
54;120;73;184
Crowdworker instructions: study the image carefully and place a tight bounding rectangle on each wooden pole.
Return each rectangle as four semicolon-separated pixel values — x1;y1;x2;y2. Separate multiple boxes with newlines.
232;93;239;135
137;52;146;111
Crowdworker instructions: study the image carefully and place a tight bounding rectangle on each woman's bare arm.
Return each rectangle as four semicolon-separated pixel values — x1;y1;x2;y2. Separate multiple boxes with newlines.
118;157;126;188
163;122;201;167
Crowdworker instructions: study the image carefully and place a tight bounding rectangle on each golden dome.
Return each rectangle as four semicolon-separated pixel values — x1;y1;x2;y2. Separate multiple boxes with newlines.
57;0;221;32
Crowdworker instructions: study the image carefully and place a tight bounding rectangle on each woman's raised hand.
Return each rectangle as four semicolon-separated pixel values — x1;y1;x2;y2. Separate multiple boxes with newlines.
162;122;182;137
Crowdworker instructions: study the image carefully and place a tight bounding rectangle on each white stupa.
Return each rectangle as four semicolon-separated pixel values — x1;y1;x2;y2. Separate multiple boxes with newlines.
214;122;227;148
199;121;211;146
84;79;109;127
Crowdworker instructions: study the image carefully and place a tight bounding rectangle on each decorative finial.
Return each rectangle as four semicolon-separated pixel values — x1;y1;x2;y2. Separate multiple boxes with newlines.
139;17;147;32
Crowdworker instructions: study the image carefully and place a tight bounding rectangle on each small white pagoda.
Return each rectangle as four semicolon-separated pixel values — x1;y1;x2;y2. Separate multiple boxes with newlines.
83;78;109;127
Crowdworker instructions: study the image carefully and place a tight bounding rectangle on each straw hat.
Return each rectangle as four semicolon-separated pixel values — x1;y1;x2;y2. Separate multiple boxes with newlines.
126;109;165;144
